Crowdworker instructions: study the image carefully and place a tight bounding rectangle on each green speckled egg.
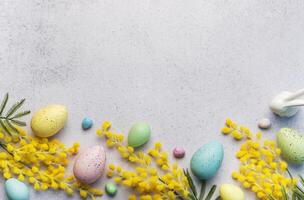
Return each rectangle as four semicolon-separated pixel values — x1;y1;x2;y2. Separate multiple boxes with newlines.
128;123;151;148
277;128;304;164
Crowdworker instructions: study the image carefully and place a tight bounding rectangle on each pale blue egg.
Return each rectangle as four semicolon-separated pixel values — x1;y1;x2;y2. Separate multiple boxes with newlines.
82;117;93;130
5;178;29;200
190;141;224;180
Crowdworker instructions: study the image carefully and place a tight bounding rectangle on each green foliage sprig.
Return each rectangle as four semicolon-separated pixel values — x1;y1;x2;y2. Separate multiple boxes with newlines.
293;175;304;199
0;93;30;135
184;169;221;200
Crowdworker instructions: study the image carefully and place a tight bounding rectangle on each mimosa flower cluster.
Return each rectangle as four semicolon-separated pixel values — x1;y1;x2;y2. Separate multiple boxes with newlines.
96;121;190;200
0;127;103;200
222;119;297;200
221;118;253;140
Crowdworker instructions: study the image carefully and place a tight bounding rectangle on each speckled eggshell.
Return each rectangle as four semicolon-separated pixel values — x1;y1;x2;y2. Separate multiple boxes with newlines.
277;128;304;164
190;141;224;180
31;104;68;138
73;145;106;184
220;184;245;200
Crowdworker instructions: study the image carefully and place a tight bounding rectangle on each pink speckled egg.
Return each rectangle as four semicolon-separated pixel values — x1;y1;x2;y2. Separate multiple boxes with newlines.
73;145;106;184
173;147;185;158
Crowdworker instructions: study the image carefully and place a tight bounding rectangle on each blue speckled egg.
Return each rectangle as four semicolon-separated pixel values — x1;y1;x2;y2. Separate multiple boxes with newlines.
82;117;93;130
5;178;29;200
190;141;224;180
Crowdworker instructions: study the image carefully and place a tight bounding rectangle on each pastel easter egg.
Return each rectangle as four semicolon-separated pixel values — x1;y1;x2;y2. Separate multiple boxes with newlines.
105;183;117;197
128;123;151;148
82;117;93;130
5;178;29;200
31;104;68;138
277;128;304;164
190;141;224;180
173;147;185;158
220;184;245;200
258;118;271;129
73;145;106;184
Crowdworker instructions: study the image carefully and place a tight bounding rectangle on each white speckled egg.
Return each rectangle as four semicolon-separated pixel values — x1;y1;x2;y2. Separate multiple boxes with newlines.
31;104;68;138
73;145;106;184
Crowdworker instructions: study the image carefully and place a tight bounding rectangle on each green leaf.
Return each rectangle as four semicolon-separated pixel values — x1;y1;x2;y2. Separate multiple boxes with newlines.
0;119;11;135
0;93;8;115
214;196;221;200
199;180;206;200
205;185;216;200
296;185;304;195
188;194;197;200
287;168;293;179
294;190;304;199
5;119;19;135
10;119;26;126
299;175;304;186
6;99;25;118
184;169;197;197
292;190;296;200
281;186;288;200
12;110;30;119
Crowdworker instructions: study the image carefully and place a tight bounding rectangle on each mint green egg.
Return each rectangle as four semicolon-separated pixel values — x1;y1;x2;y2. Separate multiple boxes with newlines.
277;128;304;164
128;123;151;148
5;178;29;200
105;183;117;197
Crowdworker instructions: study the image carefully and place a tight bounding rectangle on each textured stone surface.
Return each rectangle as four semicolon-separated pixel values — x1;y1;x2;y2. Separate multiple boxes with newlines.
1;0;304;199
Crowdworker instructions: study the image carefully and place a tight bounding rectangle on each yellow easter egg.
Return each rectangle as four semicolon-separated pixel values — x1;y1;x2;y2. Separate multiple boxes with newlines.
220;184;245;200
31;104;68;138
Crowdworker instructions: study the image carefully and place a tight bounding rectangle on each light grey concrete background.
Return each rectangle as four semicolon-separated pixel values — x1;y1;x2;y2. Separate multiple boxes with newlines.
1;0;304;199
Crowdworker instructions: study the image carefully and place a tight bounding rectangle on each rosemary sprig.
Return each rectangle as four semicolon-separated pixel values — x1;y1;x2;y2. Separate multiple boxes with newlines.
205;185;217;200
282;186;288;200
294;175;304;200
285;168;304;200
199;180;206;200
183;169;220;200
0;93;30;135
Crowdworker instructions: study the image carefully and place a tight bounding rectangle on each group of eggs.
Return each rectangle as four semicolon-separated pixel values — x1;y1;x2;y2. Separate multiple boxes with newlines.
30;105;243;200
5;104;244;200
10;101;304;200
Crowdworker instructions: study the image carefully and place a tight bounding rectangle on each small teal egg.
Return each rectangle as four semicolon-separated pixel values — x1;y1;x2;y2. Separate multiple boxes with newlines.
128;123;151;148
190;141;224;180
105;183;117;197
5;178;29;200
82;117;93;130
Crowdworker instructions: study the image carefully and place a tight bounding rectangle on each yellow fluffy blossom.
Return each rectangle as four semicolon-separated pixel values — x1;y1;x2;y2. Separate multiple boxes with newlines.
0;127;102;199
222;119;297;200
221;118;253;140
97;121;190;200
